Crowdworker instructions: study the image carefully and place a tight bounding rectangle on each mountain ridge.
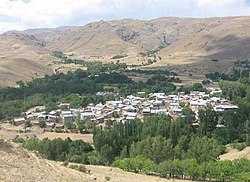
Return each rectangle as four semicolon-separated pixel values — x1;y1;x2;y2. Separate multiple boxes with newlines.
1;16;250;86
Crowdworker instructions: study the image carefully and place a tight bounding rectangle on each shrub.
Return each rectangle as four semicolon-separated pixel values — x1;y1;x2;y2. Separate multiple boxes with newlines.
69;164;78;170
69;164;88;173
78;164;87;173
233;143;247;151
12;135;25;143
111;54;127;59
70;155;82;163
24;120;31;128
232;172;250;182
55;128;63;133
39;120;46;128
105;176;111;181
63;161;69;166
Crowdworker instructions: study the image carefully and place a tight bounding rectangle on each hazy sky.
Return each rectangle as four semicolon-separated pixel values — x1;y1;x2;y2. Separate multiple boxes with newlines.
0;0;250;33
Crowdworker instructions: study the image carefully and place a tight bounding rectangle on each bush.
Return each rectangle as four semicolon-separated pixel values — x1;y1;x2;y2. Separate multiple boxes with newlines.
233;143;247;151
78;164;87;173
111;54;127;59
105;176;111;181
63;160;69;166
23;137;94;162
232;172;250;182
69;164;88;173
39;120;46;128
69;164;78;170
70;155;82;163
24;120;31;128
12;135;25;143
54;128;63;133
113;156;156;173
236;143;247;151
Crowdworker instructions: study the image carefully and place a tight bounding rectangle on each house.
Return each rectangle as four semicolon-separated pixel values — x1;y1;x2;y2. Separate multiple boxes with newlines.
61;111;72;117
124;112;137;120
48;115;58;122
149;92;165;98
123;105;137;112
62;114;74;122
81;112;95;120
92;103;105;112
190;100;207;110
26;113;36;120
214;105;238;112
46;122;55;129
171;107;183;115
96;115;105;123
13;118;25;125
37;115;47;121
142;107;151;116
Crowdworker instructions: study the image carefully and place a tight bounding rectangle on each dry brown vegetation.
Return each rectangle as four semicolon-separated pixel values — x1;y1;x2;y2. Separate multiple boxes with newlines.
0;122;93;143
0;123;43;140
37;132;93;144
220;147;250;160
0;139;191;182
1;16;250;86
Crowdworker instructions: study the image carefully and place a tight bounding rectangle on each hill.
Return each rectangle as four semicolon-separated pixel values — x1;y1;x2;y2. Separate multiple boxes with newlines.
1;16;250;86
0;32;54;86
0;139;189;182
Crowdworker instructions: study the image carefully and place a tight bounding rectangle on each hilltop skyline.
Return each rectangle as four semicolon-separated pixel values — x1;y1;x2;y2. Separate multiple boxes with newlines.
1;0;250;33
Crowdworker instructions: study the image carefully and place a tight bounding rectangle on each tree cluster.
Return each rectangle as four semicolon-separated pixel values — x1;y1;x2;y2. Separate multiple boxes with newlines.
113;157;250;181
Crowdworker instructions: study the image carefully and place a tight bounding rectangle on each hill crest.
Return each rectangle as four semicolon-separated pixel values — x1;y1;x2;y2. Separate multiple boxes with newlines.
1;16;250;86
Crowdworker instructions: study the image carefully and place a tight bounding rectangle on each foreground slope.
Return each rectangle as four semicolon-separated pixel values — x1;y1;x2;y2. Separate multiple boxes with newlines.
0;139;188;182
0;139;90;182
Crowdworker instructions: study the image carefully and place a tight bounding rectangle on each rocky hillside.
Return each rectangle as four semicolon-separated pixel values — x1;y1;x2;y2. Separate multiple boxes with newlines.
23;16;250;60
1;16;250;86
0;32;54;86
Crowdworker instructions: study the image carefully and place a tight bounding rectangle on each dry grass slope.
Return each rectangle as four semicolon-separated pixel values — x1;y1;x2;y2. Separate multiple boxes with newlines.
1;16;250;86
0;139;191;182
220;147;250;161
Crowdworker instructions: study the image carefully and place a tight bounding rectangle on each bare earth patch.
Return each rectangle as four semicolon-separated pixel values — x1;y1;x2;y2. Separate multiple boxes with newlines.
220;147;250;160
0;123;43;140
86;165;191;182
37;132;94;144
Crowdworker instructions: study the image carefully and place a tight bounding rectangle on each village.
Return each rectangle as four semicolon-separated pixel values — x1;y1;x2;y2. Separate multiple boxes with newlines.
12;89;238;133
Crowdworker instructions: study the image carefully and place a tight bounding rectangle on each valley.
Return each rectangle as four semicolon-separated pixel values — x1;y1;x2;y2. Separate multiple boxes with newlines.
0;15;250;182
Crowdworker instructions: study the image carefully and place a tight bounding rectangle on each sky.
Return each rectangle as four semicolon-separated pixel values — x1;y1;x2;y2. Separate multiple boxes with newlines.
0;0;250;33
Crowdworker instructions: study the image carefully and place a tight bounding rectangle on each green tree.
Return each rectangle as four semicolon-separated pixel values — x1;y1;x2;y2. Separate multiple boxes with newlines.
113;156;156;173
198;107;218;136
186;136;224;164
39;120;46;128
24;120;31;128
130;136;174;163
